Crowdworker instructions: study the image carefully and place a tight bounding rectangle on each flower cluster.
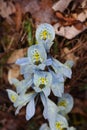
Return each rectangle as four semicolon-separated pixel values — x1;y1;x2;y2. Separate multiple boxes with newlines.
7;23;75;130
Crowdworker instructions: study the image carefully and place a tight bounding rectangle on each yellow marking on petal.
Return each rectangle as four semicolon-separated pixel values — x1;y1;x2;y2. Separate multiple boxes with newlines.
40;30;49;40
39;77;47;84
32;49;43;65
11;95;17;102
55;122;63;130
33;50;40;61
38;77;48;89
58;100;67;107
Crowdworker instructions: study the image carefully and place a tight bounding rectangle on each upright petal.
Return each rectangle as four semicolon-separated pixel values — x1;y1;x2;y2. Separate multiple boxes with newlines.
58;93;74;115
28;43;47;66
54;114;68;130
36;23;55;51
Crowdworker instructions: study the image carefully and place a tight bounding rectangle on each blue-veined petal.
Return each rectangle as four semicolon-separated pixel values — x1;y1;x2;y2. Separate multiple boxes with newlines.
50;71;64;97
46;99;58;130
6;89;18;103
51;58;72;79
52;81;64;97
15;92;36;115
20;64;33;75
45;58;53;66
43;87;51;97
58;93;74;115
54;114;68;130
49;69;64;82
26;97;36;120
16;57;29;66
40;92;48;119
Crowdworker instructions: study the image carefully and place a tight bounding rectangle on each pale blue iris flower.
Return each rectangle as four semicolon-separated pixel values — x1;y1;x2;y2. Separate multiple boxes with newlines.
6;23;75;129
6;89;36;117
40;95;75;130
51;114;68;130
41;94;58;122
40;94;58;129
36;23;55;52
42;99;68;130
33;71;52;97
39;111;68;130
26;92;56;121
16;44;48;78
57;93;74;115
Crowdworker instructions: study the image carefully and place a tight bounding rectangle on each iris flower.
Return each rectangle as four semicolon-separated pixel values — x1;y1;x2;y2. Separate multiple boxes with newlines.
57;93;74;115
16;43;47;78
53;114;68;130
40;97;69;130
6;89;36;116
33;71;52;97
36;23;55;51
40;114;68;130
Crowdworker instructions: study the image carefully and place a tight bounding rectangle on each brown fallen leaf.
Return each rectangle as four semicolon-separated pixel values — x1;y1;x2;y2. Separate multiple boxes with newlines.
52;0;73;12
81;0;87;8
55;12;84;31
54;23;87;39
53;0;87;39
0;0;16;24
56;12;77;26
72;9;87;22
8;65;20;84
7;48;27;84
73;22;83;30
